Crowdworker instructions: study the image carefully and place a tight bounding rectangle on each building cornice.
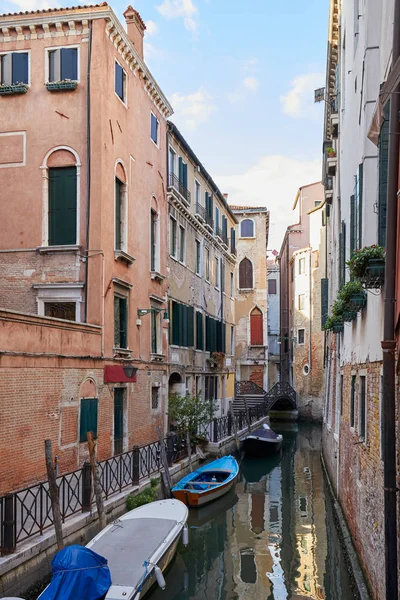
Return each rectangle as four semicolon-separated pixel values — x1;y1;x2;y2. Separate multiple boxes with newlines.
0;6;173;118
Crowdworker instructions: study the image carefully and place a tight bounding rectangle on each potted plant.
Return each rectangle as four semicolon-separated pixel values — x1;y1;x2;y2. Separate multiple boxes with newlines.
326;146;336;158
324;315;344;333
0;82;29;95
338;280;367;310
347;245;385;286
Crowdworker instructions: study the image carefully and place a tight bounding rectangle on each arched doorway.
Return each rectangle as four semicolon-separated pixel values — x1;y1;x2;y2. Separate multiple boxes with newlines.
168;372;185;397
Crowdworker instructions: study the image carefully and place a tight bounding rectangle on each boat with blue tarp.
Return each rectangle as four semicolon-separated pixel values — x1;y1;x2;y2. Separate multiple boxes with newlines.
171;455;238;507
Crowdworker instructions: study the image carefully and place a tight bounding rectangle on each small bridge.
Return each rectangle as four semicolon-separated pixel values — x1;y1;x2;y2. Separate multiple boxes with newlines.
234;381;297;415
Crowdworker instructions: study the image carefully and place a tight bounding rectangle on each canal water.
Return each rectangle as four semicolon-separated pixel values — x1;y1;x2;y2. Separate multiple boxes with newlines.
148;423;357;600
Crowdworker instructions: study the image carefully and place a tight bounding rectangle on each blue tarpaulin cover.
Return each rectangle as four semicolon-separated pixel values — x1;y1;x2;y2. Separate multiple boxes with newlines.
39;545;111;600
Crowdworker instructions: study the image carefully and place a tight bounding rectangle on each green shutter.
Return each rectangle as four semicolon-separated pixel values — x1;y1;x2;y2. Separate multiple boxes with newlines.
350;195;355;256
80;398;98;442
178;157;183;182
115;179;122;251
321;278;329;329
187;306;194;347
222;323;226;353
172;301;179;345
378;103;390;247
358;163;363;248
49;167;77;245
196;311;204;350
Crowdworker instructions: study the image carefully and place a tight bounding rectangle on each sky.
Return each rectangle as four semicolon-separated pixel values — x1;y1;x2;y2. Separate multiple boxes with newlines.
1;0;328;250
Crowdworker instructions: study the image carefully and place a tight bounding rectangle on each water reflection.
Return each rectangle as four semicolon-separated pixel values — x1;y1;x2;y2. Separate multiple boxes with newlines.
148;424;355;599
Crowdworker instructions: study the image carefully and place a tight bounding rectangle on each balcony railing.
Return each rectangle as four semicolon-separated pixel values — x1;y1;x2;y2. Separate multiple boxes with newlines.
168;173;191;205
205;212;214;230
325;176;333;191
216;227;228;246
195;202;206;220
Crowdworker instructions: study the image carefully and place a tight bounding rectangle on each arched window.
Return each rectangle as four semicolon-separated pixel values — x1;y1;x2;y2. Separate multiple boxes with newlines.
41;146;80;246
250;306;263;346
240;219;254;238
115;160;128;252
239;257;253;289
150;196;160;273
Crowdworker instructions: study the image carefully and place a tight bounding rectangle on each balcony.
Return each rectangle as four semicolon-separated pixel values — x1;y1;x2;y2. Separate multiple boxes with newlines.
195;202;206;222
205;212;214;231
216;227;228;247
324;176;333;202
168;173;191;206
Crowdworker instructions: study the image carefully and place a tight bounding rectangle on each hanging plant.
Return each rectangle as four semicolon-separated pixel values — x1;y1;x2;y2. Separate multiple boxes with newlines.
346;245;385;278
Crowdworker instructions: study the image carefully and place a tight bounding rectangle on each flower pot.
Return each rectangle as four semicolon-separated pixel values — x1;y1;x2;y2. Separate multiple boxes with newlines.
0;83;28;95
332;323;344;333
366;258;385;278
343;310;357;322
349;292;367;310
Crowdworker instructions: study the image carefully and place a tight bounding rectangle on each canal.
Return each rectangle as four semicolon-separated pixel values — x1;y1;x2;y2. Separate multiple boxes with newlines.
149;422;357;600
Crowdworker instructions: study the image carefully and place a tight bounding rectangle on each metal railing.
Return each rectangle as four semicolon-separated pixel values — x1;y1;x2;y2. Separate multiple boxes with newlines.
195;202;206;220
169;173;191;204
216;227;228;246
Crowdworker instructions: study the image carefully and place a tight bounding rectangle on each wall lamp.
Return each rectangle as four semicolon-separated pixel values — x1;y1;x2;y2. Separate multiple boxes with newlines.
136;308;169;325
123;365;138;378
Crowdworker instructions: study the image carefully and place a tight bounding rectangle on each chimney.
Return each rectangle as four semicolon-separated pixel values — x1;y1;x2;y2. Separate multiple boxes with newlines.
223;193;229;200
123;5;146;59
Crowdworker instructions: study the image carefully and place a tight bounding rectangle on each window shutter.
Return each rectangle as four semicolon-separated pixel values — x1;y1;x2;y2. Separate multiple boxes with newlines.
378;103;390;247
196;311;204;350
182;163;188;189
151;114;157;143
187;306;194;347
358;163;363;248
209;193;214;219
250;308;263;346
230;227;236;253
339;221;346;288
215;206;219;233
12;52;28;84
222;323;226;353
178;157;183;182
120;298;127;348
114;296;120;347
48;167;77;245
61;48;77;81
115;179;122;251
321;278;329;329
80;398;98;442
172;301;179;345
205;316;210;351
239;258;253;289
1;53;12;85
350;195;355;255
49;49;60;82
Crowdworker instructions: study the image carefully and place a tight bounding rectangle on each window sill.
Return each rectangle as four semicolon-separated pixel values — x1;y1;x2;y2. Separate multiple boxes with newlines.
151;271;166;283
37;244;81;254
115;250;135;266
238;288;254;293
46;80;78;92
0;83;29;95
151;353;165;362
113;347;132;358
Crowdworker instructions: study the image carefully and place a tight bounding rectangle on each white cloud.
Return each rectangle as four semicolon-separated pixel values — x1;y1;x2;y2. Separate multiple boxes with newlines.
156;0;199;36
170;88;216;131
216;155;322;250
145;20;159;36
7;0;58;9
281;72;325;119
243;77;259;92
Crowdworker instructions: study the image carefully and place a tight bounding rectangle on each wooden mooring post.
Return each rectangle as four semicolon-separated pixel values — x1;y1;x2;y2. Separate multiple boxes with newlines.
44;439;64;550
87;432;106;531
157;427;173;498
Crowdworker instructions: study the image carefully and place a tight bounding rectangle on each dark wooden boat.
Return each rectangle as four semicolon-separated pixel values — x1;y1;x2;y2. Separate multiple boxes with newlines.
241;423;283;456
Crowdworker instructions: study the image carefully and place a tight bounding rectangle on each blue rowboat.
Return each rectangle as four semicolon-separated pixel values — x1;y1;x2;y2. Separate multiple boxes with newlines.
171;455;238;507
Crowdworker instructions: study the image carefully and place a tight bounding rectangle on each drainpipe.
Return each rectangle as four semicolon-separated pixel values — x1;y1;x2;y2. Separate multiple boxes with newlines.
308;248;312;374
382;0;400;597
84;21;93;323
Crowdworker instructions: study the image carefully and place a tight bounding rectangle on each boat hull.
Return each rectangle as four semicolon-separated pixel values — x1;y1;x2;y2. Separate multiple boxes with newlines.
242;437;282;457
133;534;181;599
172;475;237;507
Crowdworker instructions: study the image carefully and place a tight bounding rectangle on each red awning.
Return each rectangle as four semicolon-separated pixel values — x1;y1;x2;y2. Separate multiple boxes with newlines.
104;365;137;383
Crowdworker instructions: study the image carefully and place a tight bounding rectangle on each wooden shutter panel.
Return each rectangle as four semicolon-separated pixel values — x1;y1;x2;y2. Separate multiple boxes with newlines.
80;398;98;442
182;163;188;189
230;228;236;253
222;323;226;353
115;179;122;250
350;195;355;256
61;48;77;81
12;52;28;84
48;167;77;245
378;103;390;247
358;163;363;248
250;308;263;346
187;306;194;347
172;301;179;345
49;49;60;82
178;157;183;182
206;316;210;351
239;258;253;289
321;278;329;329
196;311;204;350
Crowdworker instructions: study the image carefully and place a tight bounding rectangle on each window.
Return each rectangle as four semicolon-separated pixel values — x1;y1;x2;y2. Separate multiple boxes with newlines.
230;272;234;297
195;180;201;205
215;257;220;287
151;112;159;146
114;61;126;102
221;215;228;244
350;375;356;427
169;147;176;176
340;374;344;416
48;167;77;245
240;219;254;238
231;325;234;355
80;398;98;442
150;209;157;271
205;375;217;401
151;309;161;354
206;316;226;352
350;164;363;253
314;200;322;207
220;260;225;292
114;295;128;349
239;257;253;289
359;375;366;439
230;227;236;254
298;328;305;344
44;302;76;321
205;247;210;281
170;217;177;257
178;157;188;189
1;52;29;85
291;262;294;282
179;226;186;263
378;102;390;247
49;48;78;82
268;279;277;295
195;240;201;274
196;311;204;350
299;257;306;274
298;294;305;311
115;178;123;251
171;301;194;347
250;307;263;346
151;386;159;410
215;206;220;234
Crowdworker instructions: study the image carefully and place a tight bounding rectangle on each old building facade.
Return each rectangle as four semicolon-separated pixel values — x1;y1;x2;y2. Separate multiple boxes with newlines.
166;122;237;416
267;255;280;387
279;182;325;419
232;207;269;392
0;4;173;491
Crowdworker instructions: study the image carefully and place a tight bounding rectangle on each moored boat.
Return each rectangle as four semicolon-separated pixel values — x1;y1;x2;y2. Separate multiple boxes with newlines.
241;423;283;456
39;499;189;600
171;455;238;508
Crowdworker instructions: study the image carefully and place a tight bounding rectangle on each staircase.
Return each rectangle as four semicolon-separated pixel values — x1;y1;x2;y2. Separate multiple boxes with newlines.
234;380;297;415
